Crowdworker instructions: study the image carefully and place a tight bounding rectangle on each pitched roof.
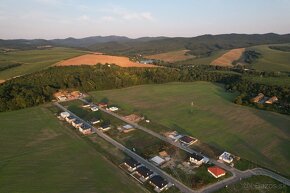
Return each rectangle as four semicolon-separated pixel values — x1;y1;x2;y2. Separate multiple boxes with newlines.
136;166;153;178
149;175;168;189
66;115;75;120
100;123;110;128
80;124;91;130
190;153;203;161
124;158;140;168
150;156;165;165
179;135;194;143
208;166;226;177
73;119;82;124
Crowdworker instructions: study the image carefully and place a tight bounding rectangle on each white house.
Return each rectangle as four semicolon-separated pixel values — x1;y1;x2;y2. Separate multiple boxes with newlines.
82;104;91;108
149;175;168;192
150;156;166;166
189;153;204;166
99;123;111;131
90;118;100;125
219;152;233;163
57;96;67;101
108;107;119;112
65;115;76;123
60;112;70;119
123;159;141;172
72;119;83;128
79;124;92;135
90;106;99;112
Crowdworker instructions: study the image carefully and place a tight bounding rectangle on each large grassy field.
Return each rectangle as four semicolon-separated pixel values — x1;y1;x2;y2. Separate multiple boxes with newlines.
0;106;146;193
249;44;290;72
0;47;85;80
90;82;290;176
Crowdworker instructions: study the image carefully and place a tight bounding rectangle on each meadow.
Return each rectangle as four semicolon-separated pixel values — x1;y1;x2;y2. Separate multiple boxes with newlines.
175;50;228;65
0;47;85;80
90;82;290;176
249;44;290;72
0;106;146;193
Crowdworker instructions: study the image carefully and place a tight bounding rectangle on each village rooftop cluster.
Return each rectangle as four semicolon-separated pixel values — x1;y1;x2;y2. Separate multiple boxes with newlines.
53;91;247;192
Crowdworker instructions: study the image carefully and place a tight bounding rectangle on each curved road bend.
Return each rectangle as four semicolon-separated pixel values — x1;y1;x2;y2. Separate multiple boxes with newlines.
54;102;196;193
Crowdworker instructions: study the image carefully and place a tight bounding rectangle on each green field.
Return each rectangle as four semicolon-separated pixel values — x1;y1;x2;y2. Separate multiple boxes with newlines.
0;47;85;80
90;82;290;176
175;50;227;65
216;175;290;193
249;44;290;72
0;106;146;193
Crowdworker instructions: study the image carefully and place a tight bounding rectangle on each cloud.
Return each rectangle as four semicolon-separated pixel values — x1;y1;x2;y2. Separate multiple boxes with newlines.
140;12;153;20
122;12;153;20
34;0;63;6
77;15;90;22
101;16;115;22
100;5;154;21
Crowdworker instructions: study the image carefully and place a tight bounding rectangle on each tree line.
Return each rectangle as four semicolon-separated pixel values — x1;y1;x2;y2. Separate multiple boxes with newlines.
0;64;288;114
0;64;240;112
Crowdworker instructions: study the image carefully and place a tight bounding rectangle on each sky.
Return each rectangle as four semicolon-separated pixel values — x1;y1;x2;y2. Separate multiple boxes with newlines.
0;0;290;39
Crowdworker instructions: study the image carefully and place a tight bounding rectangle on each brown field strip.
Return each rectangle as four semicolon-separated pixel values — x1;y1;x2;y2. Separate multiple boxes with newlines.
147;50;195;62
56;54;156;68
211;48;245;66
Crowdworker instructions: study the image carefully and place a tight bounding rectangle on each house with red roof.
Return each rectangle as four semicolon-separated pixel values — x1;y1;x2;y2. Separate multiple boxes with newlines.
207;166;226;178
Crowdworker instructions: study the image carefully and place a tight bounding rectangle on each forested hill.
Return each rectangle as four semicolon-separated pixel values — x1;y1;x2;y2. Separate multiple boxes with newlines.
89;33;290;56
1;33;290;56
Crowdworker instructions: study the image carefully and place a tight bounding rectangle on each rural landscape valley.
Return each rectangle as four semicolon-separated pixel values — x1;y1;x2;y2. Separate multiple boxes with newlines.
0;1;290;193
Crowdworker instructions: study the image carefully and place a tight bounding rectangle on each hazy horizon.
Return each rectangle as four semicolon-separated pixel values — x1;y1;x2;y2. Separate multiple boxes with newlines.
1;0;290;39
2;32;290;41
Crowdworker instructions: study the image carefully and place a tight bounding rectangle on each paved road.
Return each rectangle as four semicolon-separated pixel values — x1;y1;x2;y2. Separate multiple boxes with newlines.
79;98;235;173
250;168;290;186
54;102;196;193
79;98;290;192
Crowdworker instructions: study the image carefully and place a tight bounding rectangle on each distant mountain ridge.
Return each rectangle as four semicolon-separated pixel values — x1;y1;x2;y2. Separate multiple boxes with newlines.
1;33;290;56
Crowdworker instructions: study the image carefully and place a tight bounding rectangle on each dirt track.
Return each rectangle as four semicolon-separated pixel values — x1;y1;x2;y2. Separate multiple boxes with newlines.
56;54;156;67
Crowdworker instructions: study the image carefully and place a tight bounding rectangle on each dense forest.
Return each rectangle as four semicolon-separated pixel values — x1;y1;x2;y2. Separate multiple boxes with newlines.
227;80;290;114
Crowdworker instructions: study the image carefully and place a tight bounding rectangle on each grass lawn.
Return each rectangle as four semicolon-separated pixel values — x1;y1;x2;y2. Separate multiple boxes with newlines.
0;106;146;193
89;82;290;176
0;47;85;80
216;175;290;193
249;44;290;72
